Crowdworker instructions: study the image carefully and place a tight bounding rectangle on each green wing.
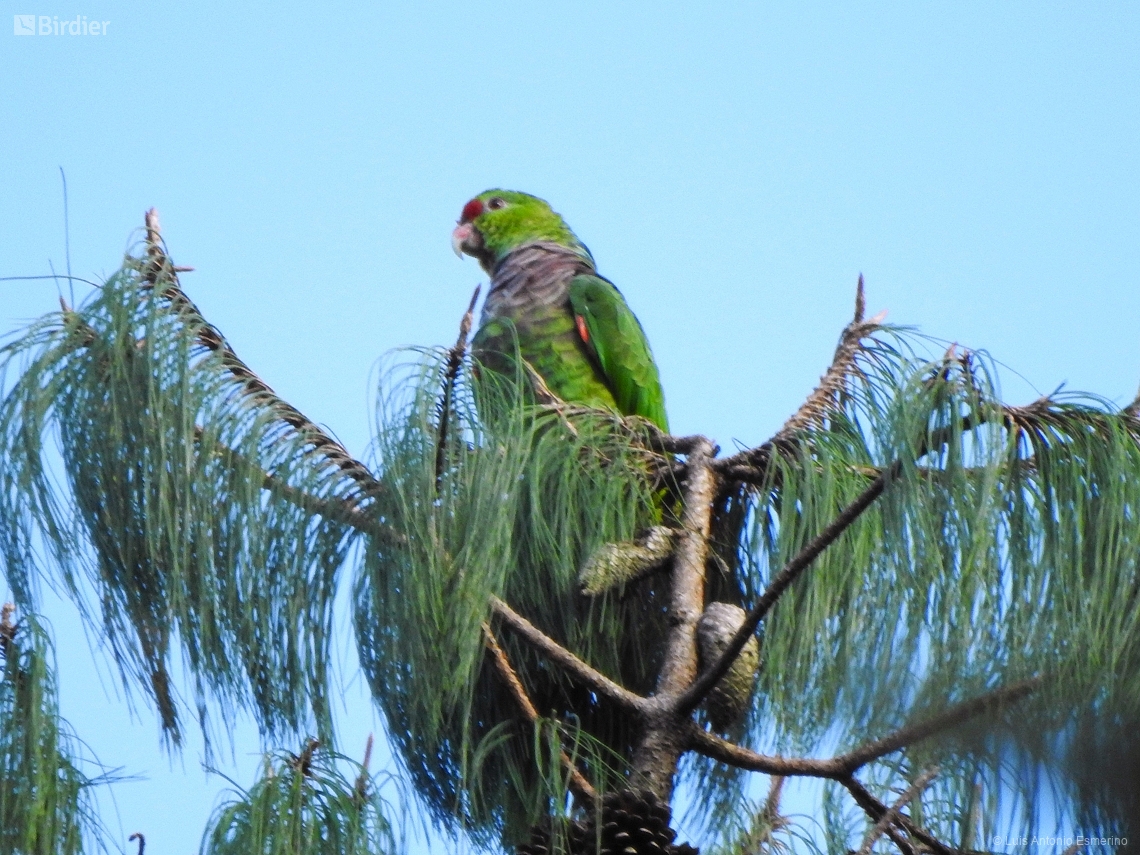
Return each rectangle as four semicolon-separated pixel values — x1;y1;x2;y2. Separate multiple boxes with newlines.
568;274;668;432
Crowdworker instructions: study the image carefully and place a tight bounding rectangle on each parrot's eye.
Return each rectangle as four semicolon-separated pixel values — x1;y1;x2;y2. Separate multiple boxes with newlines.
487;197;507;211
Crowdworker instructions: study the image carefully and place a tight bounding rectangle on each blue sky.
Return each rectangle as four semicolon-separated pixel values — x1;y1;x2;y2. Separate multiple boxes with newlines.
2;2;1139;851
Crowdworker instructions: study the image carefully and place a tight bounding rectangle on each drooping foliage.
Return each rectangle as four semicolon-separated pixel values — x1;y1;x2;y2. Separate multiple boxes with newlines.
0;247;364;747
355;348;666;843
691;331;1140;846
0;609;112;855
200;739;397;855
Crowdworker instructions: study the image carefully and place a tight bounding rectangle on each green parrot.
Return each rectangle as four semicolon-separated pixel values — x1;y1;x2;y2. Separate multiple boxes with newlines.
450;190;668;432
451;192;752;727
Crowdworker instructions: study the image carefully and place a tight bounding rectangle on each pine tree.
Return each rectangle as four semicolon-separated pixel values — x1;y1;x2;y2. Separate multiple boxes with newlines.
2;210;1139;853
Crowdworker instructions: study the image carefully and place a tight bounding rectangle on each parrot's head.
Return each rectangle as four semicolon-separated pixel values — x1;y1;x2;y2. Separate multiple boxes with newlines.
451;190;589;273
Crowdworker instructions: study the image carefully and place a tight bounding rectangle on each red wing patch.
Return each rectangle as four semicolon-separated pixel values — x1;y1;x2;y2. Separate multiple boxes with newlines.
575;314;590;343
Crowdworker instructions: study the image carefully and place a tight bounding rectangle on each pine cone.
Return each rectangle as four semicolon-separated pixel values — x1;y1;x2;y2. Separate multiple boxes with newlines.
696;602;759;730
517;816;588;855
517;789;697;855
578;527;677;596
592;789;695;855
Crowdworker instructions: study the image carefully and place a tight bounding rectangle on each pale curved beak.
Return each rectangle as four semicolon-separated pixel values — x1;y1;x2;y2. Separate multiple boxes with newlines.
451;222;474;259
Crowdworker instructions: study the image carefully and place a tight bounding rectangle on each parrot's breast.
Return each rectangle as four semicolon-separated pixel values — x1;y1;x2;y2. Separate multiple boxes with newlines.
481;242;594;326
474;241;619;412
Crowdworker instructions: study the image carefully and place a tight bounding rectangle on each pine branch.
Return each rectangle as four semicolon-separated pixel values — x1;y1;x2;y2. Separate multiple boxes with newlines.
140;208;385;504
714;276;885;480
56;302;396;544
435;286;480;486
769;277;885;443
194;426;397;543
353;733;373;806
489;597;650;716
677;384;1051;720
482;623;597;806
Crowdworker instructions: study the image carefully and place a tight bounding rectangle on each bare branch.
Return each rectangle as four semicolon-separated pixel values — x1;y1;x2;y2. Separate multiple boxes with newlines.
856;767;939;855
684;724;843;777
489;597;650;716
636;422;716;457
688;678;1040;782
482;623;597;806
834;677;1040;774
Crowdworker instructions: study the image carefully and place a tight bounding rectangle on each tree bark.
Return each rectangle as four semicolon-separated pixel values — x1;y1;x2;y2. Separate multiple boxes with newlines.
630;438;716;798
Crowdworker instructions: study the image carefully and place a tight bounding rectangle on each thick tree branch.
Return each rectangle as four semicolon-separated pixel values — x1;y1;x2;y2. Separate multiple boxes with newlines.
687;677;1040;783
631;438;717;797
657;439;717;698
489;596;650;716
482;623;597;806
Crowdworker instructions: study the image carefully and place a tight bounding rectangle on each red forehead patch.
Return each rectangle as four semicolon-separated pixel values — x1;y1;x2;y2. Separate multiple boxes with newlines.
461;198;484;223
